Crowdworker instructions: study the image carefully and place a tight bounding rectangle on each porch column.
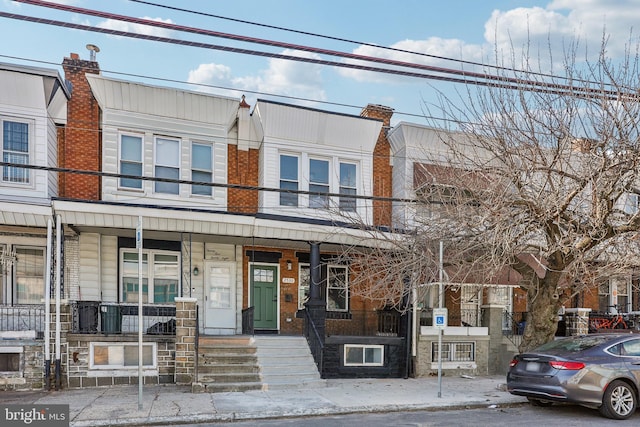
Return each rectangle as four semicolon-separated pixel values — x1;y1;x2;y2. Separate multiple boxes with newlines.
481;288;507;375
174;297;197;385
306;242;325;340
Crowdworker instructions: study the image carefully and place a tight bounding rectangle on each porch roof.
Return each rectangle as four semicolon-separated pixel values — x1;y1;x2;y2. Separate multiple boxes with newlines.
0;200;51;228
52;199;394;250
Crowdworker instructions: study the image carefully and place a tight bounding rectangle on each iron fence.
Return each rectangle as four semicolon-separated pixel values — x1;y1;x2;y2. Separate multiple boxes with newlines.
0;305;45;338
71;301;176;335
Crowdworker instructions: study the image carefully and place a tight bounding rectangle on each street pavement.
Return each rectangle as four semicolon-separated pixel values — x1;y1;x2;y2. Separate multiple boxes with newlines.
0;375;527;426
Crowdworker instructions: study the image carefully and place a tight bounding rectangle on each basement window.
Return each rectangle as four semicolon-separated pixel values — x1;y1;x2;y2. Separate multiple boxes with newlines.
89;342;156;369
432;342;475;362
343;344;384;366
0;352;20;372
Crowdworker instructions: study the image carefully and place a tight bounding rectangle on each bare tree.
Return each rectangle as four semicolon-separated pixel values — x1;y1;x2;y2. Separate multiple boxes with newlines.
342;39;640;352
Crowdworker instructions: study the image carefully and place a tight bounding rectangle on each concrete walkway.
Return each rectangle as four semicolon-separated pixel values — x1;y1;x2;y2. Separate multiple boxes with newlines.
0;375;527;426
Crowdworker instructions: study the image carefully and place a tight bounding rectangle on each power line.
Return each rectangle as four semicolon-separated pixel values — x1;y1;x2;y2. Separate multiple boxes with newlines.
0;161;417;204
11;0;634;99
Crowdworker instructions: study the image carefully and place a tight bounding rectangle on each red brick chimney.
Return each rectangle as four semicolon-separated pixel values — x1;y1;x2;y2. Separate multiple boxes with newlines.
360;104;394;228
61;52;101;200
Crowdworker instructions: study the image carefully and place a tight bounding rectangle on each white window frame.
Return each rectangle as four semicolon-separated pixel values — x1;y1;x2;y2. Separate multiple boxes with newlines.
118;132;143;190
343;344;384;366
154;136;181;195
191;141;213;196
119;249;180;304
431;341;476;362
13;245;45;305
298;263;310;310
338;161;358;212
327;264;349;312
279;153;299;207
309;157;330;208
1;117;33;185
89;342;157;370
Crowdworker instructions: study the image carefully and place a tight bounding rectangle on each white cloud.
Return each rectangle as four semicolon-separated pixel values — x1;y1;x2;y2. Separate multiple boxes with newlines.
188;49;327;106
96;17;175;38
342;1;640;83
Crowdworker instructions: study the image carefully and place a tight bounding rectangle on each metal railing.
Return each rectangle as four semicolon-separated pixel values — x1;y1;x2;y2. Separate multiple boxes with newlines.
325;309;401;336
502;311;527;349
304;309;324;374
71;301;176;335
0;305;45;338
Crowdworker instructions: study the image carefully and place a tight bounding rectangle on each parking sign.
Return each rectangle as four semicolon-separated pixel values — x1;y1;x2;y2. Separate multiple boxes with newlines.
433;308;448;329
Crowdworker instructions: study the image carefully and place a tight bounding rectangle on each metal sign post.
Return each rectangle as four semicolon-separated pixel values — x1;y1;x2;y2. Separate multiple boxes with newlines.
136;216;143;410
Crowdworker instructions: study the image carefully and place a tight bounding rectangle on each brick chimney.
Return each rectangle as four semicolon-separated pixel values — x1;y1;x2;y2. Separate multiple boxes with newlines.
361;104;394;228
228;96;259;214
61;52;101;200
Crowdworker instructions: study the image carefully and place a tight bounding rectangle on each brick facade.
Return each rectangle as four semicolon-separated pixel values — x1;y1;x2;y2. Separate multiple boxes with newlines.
61;53;101;200
227;145;259;214
360;104;393;228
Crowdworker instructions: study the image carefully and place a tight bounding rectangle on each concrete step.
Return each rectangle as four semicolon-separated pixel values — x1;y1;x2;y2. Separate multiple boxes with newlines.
253;335;325;390
192;381;263;393
197;372;261;384
197;363;260;375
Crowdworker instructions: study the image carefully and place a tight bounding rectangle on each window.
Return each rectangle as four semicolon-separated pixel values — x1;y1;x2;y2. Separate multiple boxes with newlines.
298;264;310;310
90;342;155;369
599;282;610;312
119;134;143;189
280;154;299;206
616;279;630;313
339;162;357;212
15;247;45;305
432;342;475;362
327;265;348;312
309;158;329;208
344;344;384;366
191;142;212;196
154;137;180;194
121;250;179;304
2;120;30;184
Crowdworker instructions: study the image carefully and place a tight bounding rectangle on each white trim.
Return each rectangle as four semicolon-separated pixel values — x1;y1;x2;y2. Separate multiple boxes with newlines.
343;344;384;366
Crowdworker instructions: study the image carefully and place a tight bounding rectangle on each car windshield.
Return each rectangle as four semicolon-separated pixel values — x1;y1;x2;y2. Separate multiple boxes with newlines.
534;336;612;353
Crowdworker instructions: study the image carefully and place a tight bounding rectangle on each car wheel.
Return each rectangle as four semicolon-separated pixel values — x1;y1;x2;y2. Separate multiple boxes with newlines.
599;380;637;420
527;397;553;407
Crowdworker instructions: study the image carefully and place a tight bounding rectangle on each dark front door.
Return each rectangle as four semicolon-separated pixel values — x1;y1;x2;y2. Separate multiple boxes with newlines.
251;264;278;330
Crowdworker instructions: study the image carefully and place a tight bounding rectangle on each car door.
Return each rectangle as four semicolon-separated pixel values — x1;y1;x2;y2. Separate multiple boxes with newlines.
621;338;640;385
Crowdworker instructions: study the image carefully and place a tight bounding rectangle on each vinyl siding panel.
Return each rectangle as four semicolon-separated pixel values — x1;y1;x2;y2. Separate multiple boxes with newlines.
78;233;101;301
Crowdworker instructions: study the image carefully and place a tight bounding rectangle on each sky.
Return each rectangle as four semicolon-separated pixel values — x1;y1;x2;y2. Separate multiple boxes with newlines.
2;0;640;125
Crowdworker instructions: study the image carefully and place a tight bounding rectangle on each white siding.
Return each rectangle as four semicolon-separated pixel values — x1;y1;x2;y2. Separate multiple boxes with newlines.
78;233;101;300
100;236;119;302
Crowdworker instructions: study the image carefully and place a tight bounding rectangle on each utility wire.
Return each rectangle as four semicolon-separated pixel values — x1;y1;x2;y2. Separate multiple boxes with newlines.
127;0;596;87
11;0;635;99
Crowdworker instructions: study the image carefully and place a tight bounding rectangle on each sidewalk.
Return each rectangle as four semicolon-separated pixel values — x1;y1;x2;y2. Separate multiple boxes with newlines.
0;376;527;426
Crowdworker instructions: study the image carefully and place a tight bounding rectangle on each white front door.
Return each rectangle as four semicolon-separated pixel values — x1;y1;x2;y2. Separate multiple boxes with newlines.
204;261;236;332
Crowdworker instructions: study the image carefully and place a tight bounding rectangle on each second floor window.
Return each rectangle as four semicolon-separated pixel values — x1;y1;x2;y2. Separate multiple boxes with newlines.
309;158;329;208
191;142;212;196
2;120;30;184
280;154;299;206
339;162;357;212
155;137;180;194
119;134;143;189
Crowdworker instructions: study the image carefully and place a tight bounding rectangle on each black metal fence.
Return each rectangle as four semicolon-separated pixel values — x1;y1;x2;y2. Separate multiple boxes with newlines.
72;301;176;335
325;309;401;336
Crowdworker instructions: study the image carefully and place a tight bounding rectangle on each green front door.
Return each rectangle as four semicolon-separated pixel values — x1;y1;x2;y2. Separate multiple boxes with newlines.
251;264;278;330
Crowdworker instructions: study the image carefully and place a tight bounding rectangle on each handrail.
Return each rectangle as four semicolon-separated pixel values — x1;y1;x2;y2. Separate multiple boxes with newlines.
304;309;324;374
194;304;199;384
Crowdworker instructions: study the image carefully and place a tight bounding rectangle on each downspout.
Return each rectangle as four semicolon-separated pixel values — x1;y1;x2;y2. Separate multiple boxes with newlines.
55;215;62;390
44;218;52;390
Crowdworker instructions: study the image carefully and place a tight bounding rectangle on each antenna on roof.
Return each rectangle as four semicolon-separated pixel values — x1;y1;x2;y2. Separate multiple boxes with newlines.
86;44;100;62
